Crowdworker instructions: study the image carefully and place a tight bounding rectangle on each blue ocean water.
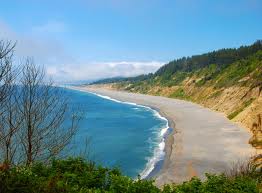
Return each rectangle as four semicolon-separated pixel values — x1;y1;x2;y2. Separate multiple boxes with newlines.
64;88;168;178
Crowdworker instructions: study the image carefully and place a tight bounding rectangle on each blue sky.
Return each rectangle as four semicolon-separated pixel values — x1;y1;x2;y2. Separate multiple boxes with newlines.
0;0;261;82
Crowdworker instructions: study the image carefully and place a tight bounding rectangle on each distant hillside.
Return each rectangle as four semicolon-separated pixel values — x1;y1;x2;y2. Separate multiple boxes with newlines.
90;77;126;84
91;74;154;85
155;40;262;77
92;40;262;86
90;41;262;148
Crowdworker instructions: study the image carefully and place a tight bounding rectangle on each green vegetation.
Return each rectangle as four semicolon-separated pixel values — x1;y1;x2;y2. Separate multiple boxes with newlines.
92;40;262;88
90;41;262;149
169;88;188;99
214;51;262;88
92;41;262;91
154;40;262;81
163;72;190;87
1;39;261;192
172;72;189;85
227;98;255;119
0;158;261;193
90;42;262;140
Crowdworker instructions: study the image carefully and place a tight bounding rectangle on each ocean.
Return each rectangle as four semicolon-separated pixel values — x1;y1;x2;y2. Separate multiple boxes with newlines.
64;88;169;178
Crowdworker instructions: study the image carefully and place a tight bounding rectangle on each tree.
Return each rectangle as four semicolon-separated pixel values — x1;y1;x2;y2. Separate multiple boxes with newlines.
0;40;15;113
0;83;22;164
15;59;80;165
0;50;81;165
0;40;18;164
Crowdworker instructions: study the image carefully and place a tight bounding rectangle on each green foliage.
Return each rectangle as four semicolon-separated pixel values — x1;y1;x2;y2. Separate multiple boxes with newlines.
158;72;189;87
169;88;188;99
193;64;219;87
0;158;260;193
227;98;255;119
92;74;154;85
0;158;159;193
155;40;262;78
91;41;262;93
214;51;262;88
163;174;259;193
172;72;189;85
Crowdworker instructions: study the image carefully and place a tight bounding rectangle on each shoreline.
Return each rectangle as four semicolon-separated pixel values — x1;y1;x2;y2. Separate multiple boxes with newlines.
70;85;256;186
142;105;176;180
67;85;171;179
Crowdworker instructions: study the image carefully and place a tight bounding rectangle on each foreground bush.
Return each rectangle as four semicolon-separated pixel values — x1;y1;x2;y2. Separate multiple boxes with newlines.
0;158;260;193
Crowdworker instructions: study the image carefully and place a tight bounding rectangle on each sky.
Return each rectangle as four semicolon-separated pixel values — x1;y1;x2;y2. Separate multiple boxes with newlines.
0;0;261;82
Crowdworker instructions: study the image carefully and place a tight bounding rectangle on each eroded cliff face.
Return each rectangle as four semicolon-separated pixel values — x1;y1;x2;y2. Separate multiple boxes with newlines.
95;79;262;149
184;83;262;150
150;83;261;149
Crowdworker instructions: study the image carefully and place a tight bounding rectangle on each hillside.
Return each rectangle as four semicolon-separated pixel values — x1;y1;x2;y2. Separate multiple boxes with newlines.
91;41;262;149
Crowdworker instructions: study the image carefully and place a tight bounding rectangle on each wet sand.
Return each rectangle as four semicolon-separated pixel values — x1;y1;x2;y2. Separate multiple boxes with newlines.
72;86;256;186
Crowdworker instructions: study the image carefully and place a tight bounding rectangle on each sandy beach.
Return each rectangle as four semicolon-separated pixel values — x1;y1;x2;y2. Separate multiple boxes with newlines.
72;86;256;186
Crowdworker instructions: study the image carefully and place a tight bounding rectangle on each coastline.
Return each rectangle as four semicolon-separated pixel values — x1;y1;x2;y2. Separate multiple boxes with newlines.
70;85;256;186
67;85;171;179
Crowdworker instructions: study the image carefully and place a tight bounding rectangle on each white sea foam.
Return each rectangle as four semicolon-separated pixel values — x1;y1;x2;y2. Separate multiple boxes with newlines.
74;89;170;179
139;119;169;179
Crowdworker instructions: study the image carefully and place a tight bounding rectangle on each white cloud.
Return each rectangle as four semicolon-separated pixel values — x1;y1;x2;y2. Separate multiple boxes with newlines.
46;61;165;82
0;19;165;83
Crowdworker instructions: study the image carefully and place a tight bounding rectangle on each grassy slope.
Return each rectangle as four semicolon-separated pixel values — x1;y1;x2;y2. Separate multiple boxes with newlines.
110;51;262;148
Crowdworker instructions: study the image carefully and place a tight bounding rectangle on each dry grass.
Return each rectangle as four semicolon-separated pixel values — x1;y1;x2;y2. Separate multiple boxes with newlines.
225;159;257;178
225;156;262;191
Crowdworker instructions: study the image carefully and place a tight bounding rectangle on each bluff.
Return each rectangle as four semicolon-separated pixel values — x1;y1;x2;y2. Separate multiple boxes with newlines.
91;41;262;149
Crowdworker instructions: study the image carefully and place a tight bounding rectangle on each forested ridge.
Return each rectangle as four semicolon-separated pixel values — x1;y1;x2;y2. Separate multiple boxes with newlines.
155;40;262;78
91;41;262;149
92;40;262;86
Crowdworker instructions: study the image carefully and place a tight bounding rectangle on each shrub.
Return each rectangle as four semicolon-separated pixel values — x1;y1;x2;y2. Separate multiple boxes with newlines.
169;88;186;99
0;158;260;193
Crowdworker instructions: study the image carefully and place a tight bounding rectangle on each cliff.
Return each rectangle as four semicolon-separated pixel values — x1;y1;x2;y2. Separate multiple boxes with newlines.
91;42;262;149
